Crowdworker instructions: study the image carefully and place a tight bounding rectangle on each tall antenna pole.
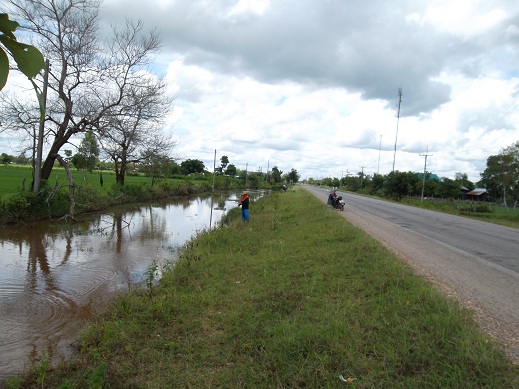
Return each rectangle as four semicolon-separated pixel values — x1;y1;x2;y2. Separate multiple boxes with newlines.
420;147;433;201
377;134;382;174
392;88;403;172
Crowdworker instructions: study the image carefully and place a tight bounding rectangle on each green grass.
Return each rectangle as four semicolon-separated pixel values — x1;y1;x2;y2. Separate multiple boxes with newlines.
0;164;214;225
0;164;34;195
9;187;518;388
399;197;519;228
0;164;198;196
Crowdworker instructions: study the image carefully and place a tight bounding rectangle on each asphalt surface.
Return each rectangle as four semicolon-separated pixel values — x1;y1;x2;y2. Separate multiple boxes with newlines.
305;186;519;363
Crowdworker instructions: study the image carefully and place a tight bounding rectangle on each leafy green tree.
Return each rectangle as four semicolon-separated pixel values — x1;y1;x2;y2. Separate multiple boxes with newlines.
383;171;419;199
321;177;333;187
78;130;99;172
435;177;459;199
64;149;73;161
167;161;182;176
271;166;283;183
245;172;262;189
140;154;175;186
287;168;300;184
480;142;519;206
1;152;14;164
371;173;384;195
343;176;360;191
219;155;229;174
181;159;205;174
71;153;87;171
422;175;439;198
224;163;237;176
454;172;474;190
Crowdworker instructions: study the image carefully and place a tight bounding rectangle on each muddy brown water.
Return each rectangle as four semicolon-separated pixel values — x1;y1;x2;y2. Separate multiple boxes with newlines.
0;191;262;380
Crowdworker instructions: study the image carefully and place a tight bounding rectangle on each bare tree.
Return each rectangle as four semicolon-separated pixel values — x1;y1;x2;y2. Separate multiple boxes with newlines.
1;0;169;184
97;74;175;185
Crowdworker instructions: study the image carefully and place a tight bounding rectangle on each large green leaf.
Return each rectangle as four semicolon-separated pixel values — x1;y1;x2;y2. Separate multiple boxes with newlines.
0;47;8;90
0;35;45;79
0;14;19;40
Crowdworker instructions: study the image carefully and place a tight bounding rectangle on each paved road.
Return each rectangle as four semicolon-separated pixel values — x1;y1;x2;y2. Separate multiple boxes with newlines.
305;186;519;362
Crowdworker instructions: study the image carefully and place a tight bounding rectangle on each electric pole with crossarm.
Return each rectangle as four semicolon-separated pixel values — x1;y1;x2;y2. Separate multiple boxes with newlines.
420;147;433;201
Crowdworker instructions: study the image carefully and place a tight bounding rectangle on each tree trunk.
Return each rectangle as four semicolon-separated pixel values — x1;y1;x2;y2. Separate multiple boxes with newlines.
116;161;126;185
40;137;70;182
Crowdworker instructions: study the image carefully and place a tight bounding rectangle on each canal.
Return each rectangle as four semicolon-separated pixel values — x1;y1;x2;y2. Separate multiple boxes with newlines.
0;190;263;379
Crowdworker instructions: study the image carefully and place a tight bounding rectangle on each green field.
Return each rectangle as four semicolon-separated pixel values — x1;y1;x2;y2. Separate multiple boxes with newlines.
0;164;213;225
8;187;518;388
0;164;167;196
0;164;35;195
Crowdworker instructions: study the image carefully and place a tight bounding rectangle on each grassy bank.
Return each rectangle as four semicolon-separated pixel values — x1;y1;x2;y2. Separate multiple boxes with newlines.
9;187;518;388
0;165;229;225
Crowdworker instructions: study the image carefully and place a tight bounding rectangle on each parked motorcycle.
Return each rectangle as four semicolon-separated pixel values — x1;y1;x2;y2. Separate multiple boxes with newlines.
328;191;345;211
332;195;345;211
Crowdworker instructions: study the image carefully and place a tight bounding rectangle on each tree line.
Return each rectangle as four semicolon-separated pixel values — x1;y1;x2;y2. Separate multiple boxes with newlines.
311;140;519;206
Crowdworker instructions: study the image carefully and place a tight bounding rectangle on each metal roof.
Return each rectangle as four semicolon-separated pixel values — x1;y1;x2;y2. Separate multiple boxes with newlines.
466;188;487;196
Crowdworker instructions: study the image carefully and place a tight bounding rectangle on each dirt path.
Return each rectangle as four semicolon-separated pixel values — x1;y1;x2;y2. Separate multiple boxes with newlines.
306;187;519;364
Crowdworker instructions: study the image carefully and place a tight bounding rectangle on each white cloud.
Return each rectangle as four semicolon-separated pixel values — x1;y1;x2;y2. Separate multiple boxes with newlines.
227;0;270;17
2;0;519;185
420;0;508;37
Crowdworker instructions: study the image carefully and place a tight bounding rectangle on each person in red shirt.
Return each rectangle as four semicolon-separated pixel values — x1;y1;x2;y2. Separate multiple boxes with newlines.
239;191;250;221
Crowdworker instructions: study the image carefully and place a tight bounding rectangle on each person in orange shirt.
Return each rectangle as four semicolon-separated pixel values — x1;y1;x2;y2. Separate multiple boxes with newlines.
239;191;250;221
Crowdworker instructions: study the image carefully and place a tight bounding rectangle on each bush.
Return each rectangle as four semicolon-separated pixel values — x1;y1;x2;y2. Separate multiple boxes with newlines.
459;204;493;213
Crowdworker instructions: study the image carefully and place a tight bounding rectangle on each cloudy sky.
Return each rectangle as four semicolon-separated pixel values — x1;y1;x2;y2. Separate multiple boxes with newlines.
4;0;519;182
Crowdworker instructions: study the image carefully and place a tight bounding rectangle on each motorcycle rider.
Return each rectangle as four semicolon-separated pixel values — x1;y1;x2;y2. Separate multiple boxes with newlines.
328;190;338;207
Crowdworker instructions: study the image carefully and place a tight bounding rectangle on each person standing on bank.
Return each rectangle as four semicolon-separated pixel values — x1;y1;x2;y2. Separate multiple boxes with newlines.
239;191;250;221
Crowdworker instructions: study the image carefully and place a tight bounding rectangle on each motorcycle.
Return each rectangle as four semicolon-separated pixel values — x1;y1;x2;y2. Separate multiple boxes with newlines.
332;196;345;211
327;192;345;211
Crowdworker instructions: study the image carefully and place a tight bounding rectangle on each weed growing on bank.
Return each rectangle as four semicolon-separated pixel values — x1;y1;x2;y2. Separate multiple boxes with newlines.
9;187;519;388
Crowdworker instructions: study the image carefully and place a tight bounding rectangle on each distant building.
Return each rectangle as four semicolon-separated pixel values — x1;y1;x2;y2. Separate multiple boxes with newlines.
460;186;470;198
417;172;441;181
465;188;488;201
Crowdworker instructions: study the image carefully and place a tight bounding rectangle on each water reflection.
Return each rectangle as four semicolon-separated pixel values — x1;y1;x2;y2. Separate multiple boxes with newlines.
0;191;262;379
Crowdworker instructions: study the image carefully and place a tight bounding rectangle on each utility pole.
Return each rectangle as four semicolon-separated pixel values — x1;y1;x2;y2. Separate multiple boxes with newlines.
392;88;403;172
266;159;269;183
33;59;49;193
420;147;433;201
359;165;366;189
212;149;216;192
245;163;248;189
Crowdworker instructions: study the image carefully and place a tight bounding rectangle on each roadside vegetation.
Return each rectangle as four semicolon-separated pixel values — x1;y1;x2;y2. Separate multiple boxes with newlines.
0;162;295;225
398;197;519;228
311;140;519;229
7;187;518;388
